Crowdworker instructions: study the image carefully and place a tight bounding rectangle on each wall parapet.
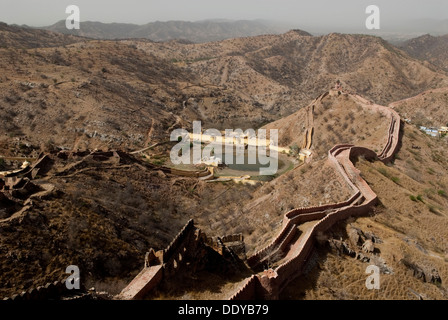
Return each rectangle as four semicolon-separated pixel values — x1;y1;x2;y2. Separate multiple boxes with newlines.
163;219;195;262
2;276;77;301
228;275;260;300
117;219;201;300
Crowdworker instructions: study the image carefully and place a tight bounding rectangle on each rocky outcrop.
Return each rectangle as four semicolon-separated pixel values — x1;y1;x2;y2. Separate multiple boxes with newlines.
401;259;443;285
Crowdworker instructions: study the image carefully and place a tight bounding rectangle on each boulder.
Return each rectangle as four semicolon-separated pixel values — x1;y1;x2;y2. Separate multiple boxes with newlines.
356;253;370;263
428;269;442;285
348;226;365;247
362;240;375;253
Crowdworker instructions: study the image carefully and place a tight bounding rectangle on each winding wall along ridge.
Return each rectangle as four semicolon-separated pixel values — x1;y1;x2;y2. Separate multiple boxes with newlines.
230;91;401;300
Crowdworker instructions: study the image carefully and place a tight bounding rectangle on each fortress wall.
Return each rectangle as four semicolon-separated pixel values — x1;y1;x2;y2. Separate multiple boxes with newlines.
221;234;244;243
120;91;402;301
345;160;377;202
314;199;377;234
132;266;163;300
269;199;378;295
352;98;401;163
118;220;202;300
163;219;196;263
380;115;401;163
257;270;280;300
247;225;293;267
378;118;395;159
339;153;366;188
274;229;315;291
3;278;73;301
349;146;378;162
169;168;211;178
285;191;361;220
277;225;298;253
249;191;356;268
328;149;358;192
276;228;314;274
329;144;354;157
117;265;163;300
249;151;366;269
288;211;327;226
228;275;260;300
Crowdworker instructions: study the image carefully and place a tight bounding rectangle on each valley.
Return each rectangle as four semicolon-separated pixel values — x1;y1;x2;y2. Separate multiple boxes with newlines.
1;22;448;301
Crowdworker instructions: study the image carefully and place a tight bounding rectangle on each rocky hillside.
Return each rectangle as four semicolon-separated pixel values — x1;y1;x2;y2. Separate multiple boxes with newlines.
137;31;448;117
282;120;448;300
398;34;448;71
0;35;276;157
389;87;448;128
0;22;84;49
2;24;448;160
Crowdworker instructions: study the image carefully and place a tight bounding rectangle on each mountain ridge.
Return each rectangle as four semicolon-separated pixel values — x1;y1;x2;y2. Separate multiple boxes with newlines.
398;33;448;71
41;19;294;43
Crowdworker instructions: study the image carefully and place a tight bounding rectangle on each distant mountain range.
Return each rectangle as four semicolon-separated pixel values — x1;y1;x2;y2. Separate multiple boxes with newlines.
393;19;448;35
40;19;292;43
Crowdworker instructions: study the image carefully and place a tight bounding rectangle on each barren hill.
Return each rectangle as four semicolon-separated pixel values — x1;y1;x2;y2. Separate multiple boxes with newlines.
2;24;448;160
282;114;448;300
0;37;276;157
137;31;448;116
399;34;448;71
1;24;448;300
389;86;448;128
0;22;84;49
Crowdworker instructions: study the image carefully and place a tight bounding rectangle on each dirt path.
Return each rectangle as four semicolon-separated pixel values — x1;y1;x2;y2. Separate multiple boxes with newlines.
219;59;230;86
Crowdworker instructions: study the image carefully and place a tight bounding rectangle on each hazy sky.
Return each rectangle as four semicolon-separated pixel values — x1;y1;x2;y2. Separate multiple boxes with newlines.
1;0;447;30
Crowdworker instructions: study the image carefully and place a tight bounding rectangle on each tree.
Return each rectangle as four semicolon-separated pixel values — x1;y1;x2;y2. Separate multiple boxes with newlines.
263;245;284;270
289;144;300;156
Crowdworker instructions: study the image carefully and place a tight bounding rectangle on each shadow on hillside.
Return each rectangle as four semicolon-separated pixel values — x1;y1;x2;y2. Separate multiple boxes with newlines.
145;247;253;300
278;219;353;300
394;120;405;160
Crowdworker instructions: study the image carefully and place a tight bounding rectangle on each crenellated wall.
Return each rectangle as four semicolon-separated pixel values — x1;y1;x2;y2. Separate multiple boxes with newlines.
228;275;260;300
162;219;196;263
117;219;210;300
2;276;77;301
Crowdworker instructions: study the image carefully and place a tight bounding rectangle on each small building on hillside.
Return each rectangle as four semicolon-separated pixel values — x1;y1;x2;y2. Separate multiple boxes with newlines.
299;149;312;161
420;126;440;137
334;80;342;91
201;156;222;167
